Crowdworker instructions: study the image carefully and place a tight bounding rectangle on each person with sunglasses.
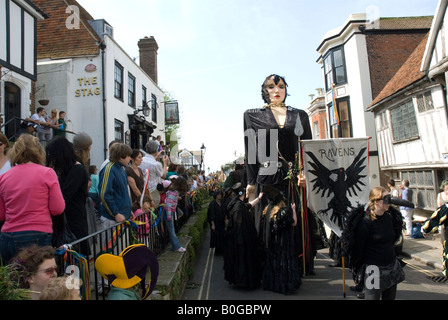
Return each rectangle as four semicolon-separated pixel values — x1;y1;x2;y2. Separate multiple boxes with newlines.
8;245;58;300
350;186;405;300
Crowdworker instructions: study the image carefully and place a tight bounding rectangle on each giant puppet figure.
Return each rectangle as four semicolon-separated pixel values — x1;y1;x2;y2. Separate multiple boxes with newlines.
243;74;314;274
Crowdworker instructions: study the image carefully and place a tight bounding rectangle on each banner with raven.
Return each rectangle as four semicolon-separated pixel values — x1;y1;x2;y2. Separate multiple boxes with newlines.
302;138;371;237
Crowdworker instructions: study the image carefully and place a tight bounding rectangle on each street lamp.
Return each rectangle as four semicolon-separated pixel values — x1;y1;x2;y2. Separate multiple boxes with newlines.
200;143;206;170
134;100;156;117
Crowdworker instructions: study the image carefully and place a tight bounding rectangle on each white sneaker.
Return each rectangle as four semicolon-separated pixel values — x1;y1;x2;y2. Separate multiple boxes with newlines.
176;247;186;253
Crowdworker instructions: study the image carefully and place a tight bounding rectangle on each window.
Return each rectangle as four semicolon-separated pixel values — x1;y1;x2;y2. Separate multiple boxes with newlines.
142;85;147;108
114;119;124;142
128;73;136;107
114;61;123;100
401;170;436;209
376;111;389;130
416;90;434;113
390;100;419;142
151;94;157;123
329;98;351;138
313;121;320;139
323;46;347;91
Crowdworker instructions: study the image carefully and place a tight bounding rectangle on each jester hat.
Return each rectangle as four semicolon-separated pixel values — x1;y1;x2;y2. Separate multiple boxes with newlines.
95;244;159;299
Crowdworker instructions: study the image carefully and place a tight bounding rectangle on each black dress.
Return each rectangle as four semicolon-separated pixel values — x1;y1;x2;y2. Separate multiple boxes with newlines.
260;204;301;294
60;163;90;254
207;199;226;254
244;106;312;273
223;197;261;289
244;106;312;225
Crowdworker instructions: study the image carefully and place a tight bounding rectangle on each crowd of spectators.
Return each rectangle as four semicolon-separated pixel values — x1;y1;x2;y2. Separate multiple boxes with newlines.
0;130;212;300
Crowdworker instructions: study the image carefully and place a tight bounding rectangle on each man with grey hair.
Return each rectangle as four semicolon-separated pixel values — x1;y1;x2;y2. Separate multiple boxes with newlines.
139;140;169;208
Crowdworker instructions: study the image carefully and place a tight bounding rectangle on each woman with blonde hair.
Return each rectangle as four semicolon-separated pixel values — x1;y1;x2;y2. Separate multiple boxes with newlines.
0;133;11;175
0;135;65;264
48;108;60;138
351;186;404;300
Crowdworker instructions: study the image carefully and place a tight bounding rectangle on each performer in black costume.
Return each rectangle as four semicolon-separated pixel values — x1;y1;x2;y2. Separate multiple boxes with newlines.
422;203;448;277
342;187;404;300
223;183;263;289
243;74;313;273
260;185;301;294
207;190;226;254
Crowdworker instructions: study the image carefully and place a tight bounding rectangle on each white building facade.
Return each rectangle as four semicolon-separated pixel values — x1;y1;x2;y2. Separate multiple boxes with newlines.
316;14;380;187
316;13;432;188
34;3;165;168
366;0;448;212
0;0;46;139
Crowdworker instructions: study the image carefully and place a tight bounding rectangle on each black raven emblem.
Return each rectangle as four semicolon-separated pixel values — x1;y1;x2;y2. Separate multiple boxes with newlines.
305;147;368;228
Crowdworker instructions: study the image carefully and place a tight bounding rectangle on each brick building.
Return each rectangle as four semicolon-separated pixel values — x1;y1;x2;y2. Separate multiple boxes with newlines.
367;0;448;213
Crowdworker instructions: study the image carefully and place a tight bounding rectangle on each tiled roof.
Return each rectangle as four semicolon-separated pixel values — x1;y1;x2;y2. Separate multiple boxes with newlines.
32;0;100;59
376;16;433;30
368;32;429;110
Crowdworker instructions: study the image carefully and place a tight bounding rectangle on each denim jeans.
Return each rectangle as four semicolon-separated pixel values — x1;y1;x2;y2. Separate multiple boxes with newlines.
0;231;52;264
165;218;181;251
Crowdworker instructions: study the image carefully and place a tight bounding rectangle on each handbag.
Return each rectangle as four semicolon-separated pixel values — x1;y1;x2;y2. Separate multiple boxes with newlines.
256;160;289;186
51;213;77;247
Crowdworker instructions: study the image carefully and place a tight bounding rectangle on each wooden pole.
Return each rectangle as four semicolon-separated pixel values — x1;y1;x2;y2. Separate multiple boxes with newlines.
297;145;306;276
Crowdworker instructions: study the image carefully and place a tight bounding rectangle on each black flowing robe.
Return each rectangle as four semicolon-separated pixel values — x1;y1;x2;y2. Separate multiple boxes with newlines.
244;106;312;273
260;205;301;294
223;197;261;289
207;199;226;254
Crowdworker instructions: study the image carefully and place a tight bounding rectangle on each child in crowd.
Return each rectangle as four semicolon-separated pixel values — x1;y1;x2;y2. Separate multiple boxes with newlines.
88;165;99;208
39;275;82;300
164;176;188;252
133;196;152;239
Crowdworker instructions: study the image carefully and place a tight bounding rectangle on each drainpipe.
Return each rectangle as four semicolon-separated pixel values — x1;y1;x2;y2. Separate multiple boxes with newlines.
100;41;107;160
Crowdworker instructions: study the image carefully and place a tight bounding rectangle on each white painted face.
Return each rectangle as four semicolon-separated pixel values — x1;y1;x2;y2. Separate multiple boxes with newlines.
265;76;286;104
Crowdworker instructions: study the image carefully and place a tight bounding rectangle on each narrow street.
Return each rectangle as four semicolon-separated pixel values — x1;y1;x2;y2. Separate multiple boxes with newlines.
182;229;448;300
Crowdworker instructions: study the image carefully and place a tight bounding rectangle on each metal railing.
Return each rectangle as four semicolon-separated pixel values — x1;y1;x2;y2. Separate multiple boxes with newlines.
54;200;192;300
1;116;76;142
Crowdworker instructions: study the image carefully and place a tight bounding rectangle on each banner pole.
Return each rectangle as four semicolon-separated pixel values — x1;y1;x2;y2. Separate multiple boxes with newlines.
297;144;306;276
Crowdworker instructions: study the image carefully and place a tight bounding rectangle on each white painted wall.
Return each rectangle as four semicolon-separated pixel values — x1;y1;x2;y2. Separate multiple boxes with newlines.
36;35;165;168
375;85;448;169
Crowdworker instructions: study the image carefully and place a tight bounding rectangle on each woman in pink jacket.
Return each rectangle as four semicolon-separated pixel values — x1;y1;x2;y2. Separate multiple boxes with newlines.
0;134;65;264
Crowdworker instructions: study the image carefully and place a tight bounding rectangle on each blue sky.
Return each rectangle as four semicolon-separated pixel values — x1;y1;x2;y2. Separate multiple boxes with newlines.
77;0;439;173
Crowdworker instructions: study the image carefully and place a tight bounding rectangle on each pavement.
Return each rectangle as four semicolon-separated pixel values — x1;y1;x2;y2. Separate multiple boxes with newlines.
401;230;445;273
400;209;445;273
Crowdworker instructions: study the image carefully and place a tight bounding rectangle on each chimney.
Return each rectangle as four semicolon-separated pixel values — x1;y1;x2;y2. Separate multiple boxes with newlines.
138;36;158;84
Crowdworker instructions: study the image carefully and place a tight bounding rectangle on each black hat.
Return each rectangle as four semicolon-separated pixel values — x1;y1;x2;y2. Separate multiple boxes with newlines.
232;182;245;196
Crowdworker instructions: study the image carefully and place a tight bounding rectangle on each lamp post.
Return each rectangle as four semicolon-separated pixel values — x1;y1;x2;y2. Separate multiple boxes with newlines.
200;143;206;171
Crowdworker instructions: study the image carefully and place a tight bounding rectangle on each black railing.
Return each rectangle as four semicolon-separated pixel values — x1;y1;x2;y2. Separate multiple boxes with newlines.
1;116;31;141
1;116;76;142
